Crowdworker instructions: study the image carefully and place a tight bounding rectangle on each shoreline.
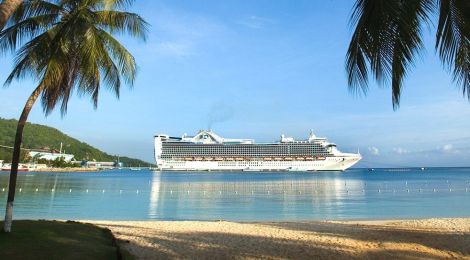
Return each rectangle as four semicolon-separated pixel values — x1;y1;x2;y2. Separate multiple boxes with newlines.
86;218;470;259
0;167;101;173
32;167;100;172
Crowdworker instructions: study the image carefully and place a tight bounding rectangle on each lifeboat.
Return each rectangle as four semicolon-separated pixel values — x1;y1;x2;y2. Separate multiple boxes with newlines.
214;157;224;161
305;157;314;161
263;157;272;161
204;157;213;161
317;156;326;160
184;157;193;161
226;157;234;161
284;157;293;161
274;157;282;161
194;157;203;161
296;157;305;160
235;157;244;161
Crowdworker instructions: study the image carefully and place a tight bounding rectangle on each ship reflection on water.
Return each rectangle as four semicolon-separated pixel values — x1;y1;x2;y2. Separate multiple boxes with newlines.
148;172;366;220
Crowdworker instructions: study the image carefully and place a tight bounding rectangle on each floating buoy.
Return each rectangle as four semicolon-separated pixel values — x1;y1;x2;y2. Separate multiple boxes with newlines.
19;188;22;192
51;188;54;192
69;189;72;193
102;189;105;193
120;190;123;194
86;189;89;193
378;189;381;193
136;190;139;194
407;189;410;193
35;188;38;192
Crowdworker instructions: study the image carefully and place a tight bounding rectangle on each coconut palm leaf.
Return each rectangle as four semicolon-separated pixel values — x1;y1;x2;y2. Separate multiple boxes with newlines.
346;0;433;109
436;0;470;98
1;0;148;114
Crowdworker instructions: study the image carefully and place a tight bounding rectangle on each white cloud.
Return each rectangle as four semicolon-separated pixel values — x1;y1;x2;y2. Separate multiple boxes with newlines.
368;146;380;156
393;147;409;155
153;42;194;57
142;7;227;58
237;15;276;29
438;144;460;154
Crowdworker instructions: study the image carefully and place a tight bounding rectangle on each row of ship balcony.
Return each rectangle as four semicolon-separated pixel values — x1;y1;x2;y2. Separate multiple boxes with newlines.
163;156;328;161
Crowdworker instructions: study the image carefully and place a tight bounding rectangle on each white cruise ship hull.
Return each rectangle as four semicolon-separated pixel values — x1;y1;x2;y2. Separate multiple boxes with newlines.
157;156;360;172
154;130;362;172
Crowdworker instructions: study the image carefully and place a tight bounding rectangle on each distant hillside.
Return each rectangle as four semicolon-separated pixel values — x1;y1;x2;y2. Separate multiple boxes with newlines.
0;118;151;167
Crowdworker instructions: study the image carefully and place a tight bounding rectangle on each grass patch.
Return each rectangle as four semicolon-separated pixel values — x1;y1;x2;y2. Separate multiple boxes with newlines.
0;220;120;260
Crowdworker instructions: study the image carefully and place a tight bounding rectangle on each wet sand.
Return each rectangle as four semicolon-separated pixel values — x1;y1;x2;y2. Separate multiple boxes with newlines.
88;218;470;259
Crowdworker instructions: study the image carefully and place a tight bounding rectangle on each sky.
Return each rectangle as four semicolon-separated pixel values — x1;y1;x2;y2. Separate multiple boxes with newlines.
1;0;470;167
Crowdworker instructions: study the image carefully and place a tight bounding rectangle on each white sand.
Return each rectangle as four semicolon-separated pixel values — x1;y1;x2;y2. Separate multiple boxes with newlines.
87;218;470;259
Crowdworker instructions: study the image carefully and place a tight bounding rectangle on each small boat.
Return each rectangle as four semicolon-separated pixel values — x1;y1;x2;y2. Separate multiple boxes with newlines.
1;164;29;172
129;167;141;171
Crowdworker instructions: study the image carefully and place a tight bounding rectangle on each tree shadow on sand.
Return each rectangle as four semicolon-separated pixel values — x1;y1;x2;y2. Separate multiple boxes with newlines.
102;221;470;259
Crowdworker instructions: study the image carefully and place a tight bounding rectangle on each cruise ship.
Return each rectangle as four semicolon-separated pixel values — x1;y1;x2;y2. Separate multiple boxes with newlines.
154;130;361;171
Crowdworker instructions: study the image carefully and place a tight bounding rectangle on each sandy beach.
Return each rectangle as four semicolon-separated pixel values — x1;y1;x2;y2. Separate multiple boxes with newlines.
88;218;470;259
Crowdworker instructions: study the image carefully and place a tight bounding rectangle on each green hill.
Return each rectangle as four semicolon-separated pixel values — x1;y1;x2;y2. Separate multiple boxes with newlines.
0;118;151;167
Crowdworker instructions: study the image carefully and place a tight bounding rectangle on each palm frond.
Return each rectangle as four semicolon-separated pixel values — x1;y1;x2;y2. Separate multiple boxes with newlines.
95;10;148;40
346;0;433;109
9;0;61;25
0;13;58;54
436;0;470;98
5;0;147;115
97;28;136;85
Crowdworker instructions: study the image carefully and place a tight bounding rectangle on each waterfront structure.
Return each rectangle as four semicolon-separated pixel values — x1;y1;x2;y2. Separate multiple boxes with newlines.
28;151;74;162
154;130;361;171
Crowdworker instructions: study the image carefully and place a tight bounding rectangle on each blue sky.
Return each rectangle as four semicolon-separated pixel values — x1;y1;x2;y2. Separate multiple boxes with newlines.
1;0;470;167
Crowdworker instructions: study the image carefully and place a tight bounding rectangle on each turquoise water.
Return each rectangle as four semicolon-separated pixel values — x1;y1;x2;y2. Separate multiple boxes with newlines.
0;168;469;221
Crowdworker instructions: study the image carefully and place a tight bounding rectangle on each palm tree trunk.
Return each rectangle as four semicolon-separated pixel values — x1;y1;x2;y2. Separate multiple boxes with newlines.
0;0;23;32
3;84;42;233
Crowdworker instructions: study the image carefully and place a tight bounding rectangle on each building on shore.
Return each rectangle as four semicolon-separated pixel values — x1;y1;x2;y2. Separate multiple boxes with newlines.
79;161;117;169
29;151;75;162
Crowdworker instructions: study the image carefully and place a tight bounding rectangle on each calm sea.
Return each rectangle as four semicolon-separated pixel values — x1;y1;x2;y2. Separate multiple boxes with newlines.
0;168;469;221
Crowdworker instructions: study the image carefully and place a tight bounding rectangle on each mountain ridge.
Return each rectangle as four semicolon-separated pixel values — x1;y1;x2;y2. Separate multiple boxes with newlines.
0;118;151;167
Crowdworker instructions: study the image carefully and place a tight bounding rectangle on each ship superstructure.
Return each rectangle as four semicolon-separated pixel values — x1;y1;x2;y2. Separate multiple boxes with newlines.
154;130;361;171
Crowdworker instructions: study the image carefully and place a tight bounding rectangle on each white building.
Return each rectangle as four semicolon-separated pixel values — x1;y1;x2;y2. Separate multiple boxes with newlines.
29;151;75;162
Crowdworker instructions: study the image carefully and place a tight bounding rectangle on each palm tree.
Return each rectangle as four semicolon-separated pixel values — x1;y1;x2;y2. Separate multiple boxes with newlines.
0;0;148;232
346;0;469;109
0;0;23;31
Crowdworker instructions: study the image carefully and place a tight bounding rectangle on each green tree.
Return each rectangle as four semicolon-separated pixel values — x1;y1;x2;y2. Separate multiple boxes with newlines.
346;0;469;109
0;0;148;232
